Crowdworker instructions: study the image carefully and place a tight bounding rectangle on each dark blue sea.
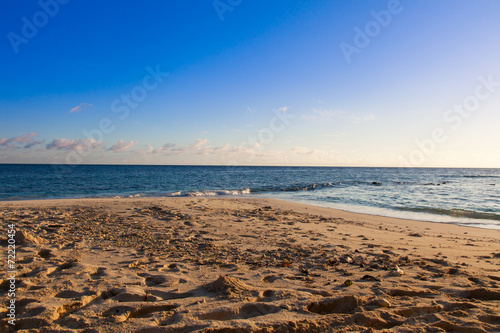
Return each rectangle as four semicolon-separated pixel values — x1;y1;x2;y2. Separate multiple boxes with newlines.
1;164;499;230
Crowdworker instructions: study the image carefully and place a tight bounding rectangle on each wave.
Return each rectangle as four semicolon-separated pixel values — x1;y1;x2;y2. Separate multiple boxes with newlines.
106;181;383;198
251;180;454;192
251;181;387;193
179;189;251;197
128;180;456;198
1;178;479;202
462;175;500;178
395;207;500;221
110;188;252;199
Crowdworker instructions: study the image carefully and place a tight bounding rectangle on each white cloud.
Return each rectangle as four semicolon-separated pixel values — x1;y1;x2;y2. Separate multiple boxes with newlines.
108;140;138;152
4;132;37;144
228;142;260;155
157;143;177;154
186;139;230;156
0;132;44;150
68;103;93;113
189;138;209;150
24;140;45;149
46;138;103;151
142;139;231;157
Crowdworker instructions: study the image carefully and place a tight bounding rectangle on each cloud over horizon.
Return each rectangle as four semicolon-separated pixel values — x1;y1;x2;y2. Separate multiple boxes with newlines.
108;140;138;152
46;138;103;152
143;139;230;157
0;132;44;150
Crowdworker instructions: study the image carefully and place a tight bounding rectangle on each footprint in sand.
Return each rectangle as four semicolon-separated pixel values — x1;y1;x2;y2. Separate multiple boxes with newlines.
102;287;147;302
90;267;108;280
55;289;96;299
198;303;281;321
102;304;178;322
138;273;184;287
38;249;55;258
307;295;364;314
462;288;500;301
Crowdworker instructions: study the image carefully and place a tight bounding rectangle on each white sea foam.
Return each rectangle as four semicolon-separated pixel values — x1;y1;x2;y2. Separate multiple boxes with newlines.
181;188;251;197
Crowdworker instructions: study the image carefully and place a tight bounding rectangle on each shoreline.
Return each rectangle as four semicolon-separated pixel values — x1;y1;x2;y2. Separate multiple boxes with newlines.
2;194;499;231
250;195;500;231
1;197;499;332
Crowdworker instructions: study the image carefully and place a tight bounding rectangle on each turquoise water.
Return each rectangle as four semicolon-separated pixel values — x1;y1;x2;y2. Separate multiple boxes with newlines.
0;164;499;229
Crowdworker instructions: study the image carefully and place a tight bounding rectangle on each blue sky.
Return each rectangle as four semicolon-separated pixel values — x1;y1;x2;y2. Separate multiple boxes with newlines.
1;0;499;167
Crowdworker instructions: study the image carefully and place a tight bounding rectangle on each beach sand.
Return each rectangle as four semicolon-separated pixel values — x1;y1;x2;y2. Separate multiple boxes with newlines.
1;197;499;332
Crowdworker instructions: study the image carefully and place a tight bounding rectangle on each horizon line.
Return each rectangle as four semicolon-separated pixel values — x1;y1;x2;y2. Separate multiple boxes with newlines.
0;163;498;169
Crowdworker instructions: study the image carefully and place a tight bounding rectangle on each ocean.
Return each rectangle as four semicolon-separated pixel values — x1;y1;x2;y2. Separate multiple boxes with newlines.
0;164;499;230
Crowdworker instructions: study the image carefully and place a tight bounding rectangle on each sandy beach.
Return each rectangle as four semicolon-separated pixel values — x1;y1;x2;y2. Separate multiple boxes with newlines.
1;197;499;332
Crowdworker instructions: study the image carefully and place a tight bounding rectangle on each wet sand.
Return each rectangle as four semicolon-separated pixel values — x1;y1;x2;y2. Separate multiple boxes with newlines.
1;197;499;332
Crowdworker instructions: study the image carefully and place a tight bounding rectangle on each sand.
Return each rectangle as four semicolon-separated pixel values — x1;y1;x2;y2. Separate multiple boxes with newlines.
1;197;499;332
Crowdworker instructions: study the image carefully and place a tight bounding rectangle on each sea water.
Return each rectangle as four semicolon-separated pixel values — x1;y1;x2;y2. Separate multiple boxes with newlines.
0;164;499;230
